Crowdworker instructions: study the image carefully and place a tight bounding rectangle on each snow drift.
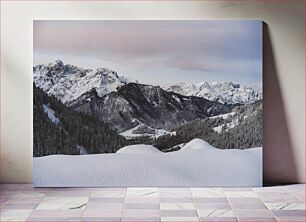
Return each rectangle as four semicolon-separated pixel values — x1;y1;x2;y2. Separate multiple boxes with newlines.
116;144;162;154
33;139;262;187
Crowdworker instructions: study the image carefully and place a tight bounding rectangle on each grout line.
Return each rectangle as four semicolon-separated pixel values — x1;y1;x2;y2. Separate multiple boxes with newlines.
190;187;201;222
289;188;305;202
23;186;47;221
224;188;240;222
253;188;280;222
0;195;10;209
80;187;93;222
158;187;161;222
120;187;127;222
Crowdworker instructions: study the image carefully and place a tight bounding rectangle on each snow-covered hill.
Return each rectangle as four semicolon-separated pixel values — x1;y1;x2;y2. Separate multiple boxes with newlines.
33;60;130;104
167;81;262;105
116;144;163;154
33;138;262;187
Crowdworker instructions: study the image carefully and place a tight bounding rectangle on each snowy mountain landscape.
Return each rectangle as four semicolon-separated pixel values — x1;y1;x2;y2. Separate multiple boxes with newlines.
33;20;263;187
33;60;262;157
33;60;262;186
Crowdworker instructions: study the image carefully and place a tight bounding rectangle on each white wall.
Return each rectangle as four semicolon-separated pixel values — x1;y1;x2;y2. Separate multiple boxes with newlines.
1;1;305;184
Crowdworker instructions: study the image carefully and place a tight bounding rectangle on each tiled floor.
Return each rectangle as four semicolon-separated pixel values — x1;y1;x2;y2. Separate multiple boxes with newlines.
0;184;304;222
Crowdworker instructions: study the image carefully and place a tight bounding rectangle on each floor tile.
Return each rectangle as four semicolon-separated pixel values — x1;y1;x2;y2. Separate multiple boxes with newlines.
257;192;300;203
191;188;225;197
11;191;45;199
276;218;306;222
198;209;235;217
160;203;196;210
194;197;228;203
253;186;289;193
160;197;194;203
237;218;277;222
28;209;84;221
1;196;11;206
224;188;252;192
200;217;238;222
234;209;274;218
225;191;258;198
83;217;121;222
0;209;32;221
230;203;266;209
161;210;198;217
122;209;160;217
292;192;305;201
91;190;125;198
83;209;123;217
162;216;199;222
1;183;305;222
1;203;39;209
122;217;161;221
125;203;160;209
126;188;158;198
159;188;191;192
227;198;262;204
27;217;83;221
89;197;125;203
91;187;126;191
125;198;159;203
36;196;88;210
286;184;305;191
265;202;305;210
271;209;305;217
45;191;91;197
159;190;192;198
6;197;44;204
196;203;231;209
86;202;123;209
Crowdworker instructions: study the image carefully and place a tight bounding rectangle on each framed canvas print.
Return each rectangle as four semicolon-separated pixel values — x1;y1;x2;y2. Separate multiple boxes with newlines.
33;20;263;187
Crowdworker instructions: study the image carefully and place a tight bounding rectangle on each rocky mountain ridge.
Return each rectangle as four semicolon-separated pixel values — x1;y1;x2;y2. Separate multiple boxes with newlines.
33;60;130;104
167;81;262;105
70;83;231;132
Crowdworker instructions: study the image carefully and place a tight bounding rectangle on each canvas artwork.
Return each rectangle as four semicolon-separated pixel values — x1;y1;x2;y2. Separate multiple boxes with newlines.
33;20;263;187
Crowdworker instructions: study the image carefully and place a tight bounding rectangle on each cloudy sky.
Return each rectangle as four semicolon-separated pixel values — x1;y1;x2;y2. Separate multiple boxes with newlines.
34;20;262;90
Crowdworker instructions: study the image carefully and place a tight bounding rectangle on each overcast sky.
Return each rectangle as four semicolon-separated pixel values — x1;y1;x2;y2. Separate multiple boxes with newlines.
34;20;262;90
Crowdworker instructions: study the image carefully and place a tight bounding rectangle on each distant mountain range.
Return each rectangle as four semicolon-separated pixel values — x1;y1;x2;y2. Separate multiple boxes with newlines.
33;60;261;106
167;82;262;105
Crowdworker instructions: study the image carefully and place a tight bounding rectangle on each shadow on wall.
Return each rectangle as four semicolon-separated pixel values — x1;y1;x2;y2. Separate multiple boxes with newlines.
263;23;298;185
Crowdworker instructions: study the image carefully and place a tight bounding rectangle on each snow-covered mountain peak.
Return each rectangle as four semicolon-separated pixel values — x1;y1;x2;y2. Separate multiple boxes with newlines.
116;144;162;154
167;81;261;105
51;59;64;66
33;61;129;104
180;138;214;151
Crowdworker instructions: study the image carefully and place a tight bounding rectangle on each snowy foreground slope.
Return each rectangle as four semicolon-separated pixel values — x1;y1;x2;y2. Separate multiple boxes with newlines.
33;139;262;187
